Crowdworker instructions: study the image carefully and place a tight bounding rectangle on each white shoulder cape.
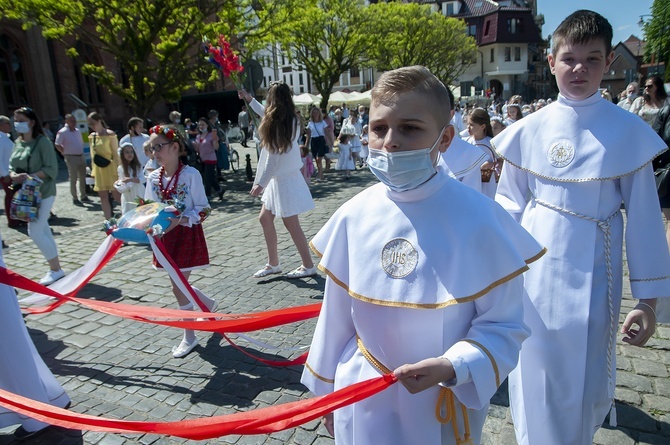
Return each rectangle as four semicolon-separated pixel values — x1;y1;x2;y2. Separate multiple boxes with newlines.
491;93;667;181
310;169;545;307
439;136;488;180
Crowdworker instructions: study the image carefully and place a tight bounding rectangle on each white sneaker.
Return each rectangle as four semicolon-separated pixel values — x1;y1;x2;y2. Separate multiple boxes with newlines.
39;269;65;286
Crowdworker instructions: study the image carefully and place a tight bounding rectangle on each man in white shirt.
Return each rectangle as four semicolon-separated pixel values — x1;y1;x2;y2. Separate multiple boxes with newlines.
118;117;150;167
55;114;88;204
617;82;638;111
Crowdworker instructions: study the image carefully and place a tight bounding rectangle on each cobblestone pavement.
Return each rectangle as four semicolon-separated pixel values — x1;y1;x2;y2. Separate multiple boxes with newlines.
0;142;668;444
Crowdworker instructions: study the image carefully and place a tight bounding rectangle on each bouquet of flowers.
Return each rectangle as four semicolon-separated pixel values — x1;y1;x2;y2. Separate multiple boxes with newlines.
203;35;261;130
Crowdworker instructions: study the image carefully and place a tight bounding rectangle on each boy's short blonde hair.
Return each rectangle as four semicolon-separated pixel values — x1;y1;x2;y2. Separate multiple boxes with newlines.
371;66;451;127
551;10;612;56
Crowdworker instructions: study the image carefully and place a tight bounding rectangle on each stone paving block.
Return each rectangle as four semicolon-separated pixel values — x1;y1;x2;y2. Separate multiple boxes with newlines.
633;359;669;378
98;434;128;445
655;378;670;398
617;371;654;393
616;387;643;405
621;346;660;360
312;437;335;445
642;394;670;413
656;325;670;339
617;356;633;371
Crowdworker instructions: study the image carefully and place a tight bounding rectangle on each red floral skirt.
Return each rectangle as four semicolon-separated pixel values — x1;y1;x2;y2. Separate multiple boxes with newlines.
152;224;209;271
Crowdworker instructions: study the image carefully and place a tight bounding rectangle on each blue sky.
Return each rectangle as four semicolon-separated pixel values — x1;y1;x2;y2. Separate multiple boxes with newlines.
537;0;655;45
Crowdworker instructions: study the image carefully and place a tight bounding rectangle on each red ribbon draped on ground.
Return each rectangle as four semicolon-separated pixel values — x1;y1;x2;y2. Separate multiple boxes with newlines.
0;374;397;439
0;267;321;333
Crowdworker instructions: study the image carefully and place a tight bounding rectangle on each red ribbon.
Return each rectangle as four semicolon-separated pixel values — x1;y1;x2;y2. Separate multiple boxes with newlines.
0;374;397;439
1;266;321;333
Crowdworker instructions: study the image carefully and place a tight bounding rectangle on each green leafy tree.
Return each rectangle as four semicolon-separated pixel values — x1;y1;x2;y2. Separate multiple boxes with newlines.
274;0;372;108
366;2;477;87
0;0;296;117
642;0;670;81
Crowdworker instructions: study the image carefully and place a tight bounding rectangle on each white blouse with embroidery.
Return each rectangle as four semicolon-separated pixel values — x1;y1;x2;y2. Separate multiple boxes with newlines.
144;165;211;227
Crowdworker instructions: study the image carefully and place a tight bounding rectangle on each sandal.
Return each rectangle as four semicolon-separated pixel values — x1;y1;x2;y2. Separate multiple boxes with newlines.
252;264;282;278
286;265;318;279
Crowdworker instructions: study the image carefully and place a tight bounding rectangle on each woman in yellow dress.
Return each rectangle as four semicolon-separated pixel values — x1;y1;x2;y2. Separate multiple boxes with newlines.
87;112;121;219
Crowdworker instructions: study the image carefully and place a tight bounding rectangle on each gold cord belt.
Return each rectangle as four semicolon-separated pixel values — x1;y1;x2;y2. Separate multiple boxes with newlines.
356;335;472;445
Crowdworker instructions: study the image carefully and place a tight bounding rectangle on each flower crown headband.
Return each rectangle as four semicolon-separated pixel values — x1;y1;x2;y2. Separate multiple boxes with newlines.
149;125;178;140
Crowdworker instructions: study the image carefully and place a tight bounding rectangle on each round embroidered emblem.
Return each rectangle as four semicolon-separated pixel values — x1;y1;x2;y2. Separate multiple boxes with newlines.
381;238;418;278
547;139;575;168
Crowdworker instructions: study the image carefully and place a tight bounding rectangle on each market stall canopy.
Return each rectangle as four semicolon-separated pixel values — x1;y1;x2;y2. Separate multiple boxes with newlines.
327;91;354;106
348;90;371;106
293;93;320;106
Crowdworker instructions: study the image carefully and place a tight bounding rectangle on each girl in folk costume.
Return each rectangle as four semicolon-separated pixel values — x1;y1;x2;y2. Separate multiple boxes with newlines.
335;130;355;180
466;108;498;199
144;125;217;358
239;82;317;279
115;142;145;215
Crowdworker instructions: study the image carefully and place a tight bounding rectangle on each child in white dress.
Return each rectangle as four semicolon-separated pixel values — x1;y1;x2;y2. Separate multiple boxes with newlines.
336;132;355;179
466;108;498;199
115;142;146;215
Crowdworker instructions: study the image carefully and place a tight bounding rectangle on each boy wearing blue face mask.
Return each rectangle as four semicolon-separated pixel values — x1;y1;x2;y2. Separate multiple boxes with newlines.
301;65;546;445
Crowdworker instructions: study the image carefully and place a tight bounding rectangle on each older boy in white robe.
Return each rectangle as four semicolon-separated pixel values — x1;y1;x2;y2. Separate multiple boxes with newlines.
493;10;670;445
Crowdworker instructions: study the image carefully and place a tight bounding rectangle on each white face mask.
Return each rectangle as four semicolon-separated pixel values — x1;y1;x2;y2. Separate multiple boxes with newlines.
175;119;181;124
14;121;30;134
367;128;445;192
199;127;207;134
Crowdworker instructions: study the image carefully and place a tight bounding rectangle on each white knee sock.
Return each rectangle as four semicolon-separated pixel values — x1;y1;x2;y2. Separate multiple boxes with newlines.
179;303;197;344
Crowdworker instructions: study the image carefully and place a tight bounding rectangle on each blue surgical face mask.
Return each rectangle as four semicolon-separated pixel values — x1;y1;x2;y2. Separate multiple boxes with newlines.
367;127;446;192
14;121;30;134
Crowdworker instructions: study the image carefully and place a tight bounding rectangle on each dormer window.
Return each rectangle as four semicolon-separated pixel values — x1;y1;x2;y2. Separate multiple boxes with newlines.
508;18;524;34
